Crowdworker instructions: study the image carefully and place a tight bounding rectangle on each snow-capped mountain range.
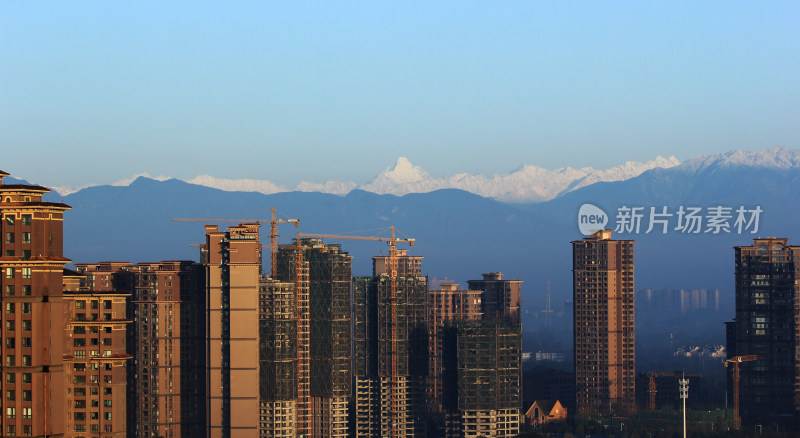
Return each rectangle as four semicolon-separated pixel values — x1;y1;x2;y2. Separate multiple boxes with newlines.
49;146;799;203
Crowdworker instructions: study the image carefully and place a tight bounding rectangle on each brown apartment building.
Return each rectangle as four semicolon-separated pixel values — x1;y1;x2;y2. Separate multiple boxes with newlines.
62;275;131;437
572;230;635;417
74;260;206;438
0;170;71;437
203;224;262;438
129;261;205;438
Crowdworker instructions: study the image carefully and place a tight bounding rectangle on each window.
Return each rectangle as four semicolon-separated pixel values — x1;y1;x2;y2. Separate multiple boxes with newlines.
6;390;14;400
5;303;13;314
5;250;13;257
73;386;84;396
6;425;15;436
21;250;30;260
73;351;85;359
21;286;30;296
21;215;31;226
21;232;30;243
22;390;30;401
4;216;13;226
104;400;112;408
5;233;13;244
6;407;14;418
21;373;30;383
21;303;30;314
74;326;85;334
21;268;30;279
6;321;14;331
21;356;30;366
21;320;30;331
5;374;14;383
22;425;30;436
104;300;111;309
4;268;13;279
73;338;85;347
21;338;30;348
5;338;14;348
22;408;31;419
4;285;13;296
75;300;86;309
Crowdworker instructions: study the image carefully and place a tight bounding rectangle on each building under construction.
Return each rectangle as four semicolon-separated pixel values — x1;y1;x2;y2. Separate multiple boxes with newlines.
258;278;297;438
276;238;352;438
732;237;800;426
440;320;521;438
427;284;483;414
352;250;428;438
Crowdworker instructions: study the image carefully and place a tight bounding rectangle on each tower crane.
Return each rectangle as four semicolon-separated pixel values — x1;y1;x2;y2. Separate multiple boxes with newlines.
296;227;414;438
723;354;757;429
172;207;298;278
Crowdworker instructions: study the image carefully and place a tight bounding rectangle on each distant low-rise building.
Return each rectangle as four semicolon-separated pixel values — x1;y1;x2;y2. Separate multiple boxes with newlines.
524;400;567;426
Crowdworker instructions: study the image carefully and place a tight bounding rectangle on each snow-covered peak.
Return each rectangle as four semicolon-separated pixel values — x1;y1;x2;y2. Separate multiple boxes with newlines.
359;157;433;195
357;155;681;202
186;175;287;194
680;146;800;172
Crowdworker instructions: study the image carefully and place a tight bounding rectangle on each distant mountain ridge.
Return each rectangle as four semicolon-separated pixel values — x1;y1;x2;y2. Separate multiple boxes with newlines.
49;154;682;202
10;145;800;326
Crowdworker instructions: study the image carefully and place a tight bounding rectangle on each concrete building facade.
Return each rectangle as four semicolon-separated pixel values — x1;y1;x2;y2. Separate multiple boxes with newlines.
572;230;635;417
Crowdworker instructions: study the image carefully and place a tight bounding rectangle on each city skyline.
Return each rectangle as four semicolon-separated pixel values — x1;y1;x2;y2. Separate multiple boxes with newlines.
3;2;799;188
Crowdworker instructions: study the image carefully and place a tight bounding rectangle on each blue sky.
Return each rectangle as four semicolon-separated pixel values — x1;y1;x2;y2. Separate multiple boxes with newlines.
2;2;798;187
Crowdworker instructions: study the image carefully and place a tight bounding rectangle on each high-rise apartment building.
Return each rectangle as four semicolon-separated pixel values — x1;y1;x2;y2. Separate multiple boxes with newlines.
467;272;521;322
352;250;428;438
130;261;205;438
427;284;483;414
732;237;800;425
74;260;206;438
258;278;297;438
62;283;131;437
572;229;635;417
440;320;521;438
432;272;522;438
277;238;352;438
0;170;71;437
203;224;262;438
